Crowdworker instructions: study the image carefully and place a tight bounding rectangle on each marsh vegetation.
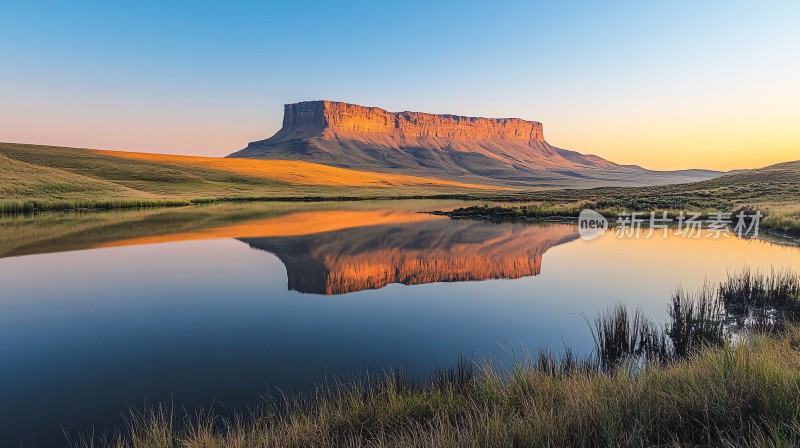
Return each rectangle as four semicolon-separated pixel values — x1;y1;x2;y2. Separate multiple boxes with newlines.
73;269;800;448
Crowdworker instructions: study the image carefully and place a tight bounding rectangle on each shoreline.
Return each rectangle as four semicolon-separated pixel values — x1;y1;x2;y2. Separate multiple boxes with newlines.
0;194;490;215
68;268;800;447
429;207;800;243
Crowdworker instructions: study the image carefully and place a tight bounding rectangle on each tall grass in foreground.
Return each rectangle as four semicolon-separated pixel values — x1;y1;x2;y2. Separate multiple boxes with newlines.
588;283;726;370
74;269;800;448
590;269;798;369
721;267;800;332
0;199;192;214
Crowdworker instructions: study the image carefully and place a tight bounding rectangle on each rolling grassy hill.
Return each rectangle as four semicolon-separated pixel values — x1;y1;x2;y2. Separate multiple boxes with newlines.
489;158;800;205
457;159;800;236
0;152;147;202
0;142;508;211
3;141;797;235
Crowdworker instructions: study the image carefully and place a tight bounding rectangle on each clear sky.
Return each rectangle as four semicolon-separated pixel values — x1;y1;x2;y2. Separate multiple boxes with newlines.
1;1;798;171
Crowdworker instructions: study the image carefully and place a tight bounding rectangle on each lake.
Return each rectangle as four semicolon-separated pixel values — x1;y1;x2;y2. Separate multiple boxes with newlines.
2;201;799;446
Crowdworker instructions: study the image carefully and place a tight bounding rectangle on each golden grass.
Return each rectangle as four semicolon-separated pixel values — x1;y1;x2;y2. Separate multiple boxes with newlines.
0;153;152;200
0;142;510;213
761;203;800;235
101;150;505;190
76;327;800;448
69;269;800;447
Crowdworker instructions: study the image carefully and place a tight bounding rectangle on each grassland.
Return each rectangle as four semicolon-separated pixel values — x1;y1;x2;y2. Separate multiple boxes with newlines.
0;142;506;212
439;161;800;237
76;269;800;448
3;143;798;235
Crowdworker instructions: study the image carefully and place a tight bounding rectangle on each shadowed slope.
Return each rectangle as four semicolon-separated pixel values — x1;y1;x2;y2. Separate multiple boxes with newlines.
0;142;508;210
104;150;504;190
230;101;725;187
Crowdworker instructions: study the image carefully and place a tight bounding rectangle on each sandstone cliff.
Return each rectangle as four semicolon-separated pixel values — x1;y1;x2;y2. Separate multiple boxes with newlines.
229;101;723;187
276;100;545;142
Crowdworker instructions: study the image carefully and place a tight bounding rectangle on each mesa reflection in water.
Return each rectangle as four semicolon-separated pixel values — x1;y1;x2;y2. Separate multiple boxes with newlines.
242;220;578;295
0;202;579;295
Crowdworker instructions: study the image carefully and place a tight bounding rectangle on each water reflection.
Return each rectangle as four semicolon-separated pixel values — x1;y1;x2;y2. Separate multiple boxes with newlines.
243;220;577;294
0;202;450;259
1;202;799;446
1;202;579;295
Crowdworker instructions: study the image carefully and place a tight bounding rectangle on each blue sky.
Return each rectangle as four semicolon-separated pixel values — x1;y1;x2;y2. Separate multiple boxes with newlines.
1;1;798;169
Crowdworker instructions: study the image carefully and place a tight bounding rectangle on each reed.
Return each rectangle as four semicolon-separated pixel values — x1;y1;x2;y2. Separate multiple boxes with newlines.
74;328;800;448
72;268;800;447
666;283;725;358
720;267;800;332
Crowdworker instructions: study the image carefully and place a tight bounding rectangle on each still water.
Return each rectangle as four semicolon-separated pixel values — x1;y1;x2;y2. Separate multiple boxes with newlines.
1;201;799;445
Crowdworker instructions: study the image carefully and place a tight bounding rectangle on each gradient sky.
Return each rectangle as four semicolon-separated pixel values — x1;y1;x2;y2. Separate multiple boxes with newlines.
1;1;798;171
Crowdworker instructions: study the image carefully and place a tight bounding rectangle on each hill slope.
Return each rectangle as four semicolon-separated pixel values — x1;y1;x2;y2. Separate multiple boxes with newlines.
695;160;800;186
0;142;507;210
469;159;800;236
230;100;724;187
0;153;145;200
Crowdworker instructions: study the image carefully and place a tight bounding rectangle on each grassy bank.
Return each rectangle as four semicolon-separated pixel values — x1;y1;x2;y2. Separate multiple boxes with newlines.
79;333;800;448
443;160;800;236
0;199;194;214
0;194;481;214
0;143;505;214
439;204;800;239
3;143;799;224
75;269;800;448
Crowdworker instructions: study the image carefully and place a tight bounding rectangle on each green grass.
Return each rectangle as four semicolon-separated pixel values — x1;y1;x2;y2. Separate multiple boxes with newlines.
74;269;800;448
441;163;800;236
0;142;509;213
761;204;800;236
3;142;799;224
0;152;168;211
473;161;800;234
76;332;800;448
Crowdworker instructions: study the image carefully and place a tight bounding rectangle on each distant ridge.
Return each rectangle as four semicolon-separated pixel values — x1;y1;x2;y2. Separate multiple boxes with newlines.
229;101;725;188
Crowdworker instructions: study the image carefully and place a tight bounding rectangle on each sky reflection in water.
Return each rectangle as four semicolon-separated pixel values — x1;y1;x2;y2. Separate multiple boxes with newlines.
1;201;799;445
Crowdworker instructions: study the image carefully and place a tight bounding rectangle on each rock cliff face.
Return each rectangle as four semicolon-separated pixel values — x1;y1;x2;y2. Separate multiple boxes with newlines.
281;100;544;142
229;100;724;187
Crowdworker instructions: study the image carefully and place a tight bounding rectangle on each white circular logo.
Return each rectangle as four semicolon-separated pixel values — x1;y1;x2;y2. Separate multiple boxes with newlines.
578;209;608;240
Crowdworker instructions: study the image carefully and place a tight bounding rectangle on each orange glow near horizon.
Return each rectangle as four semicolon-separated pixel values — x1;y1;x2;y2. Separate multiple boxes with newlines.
2;104;796;173
542;104;800;172
6;120;793;173
3;3;798;173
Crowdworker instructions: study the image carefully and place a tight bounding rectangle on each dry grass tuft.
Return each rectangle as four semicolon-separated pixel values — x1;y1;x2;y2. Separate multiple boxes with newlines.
73;270;800;448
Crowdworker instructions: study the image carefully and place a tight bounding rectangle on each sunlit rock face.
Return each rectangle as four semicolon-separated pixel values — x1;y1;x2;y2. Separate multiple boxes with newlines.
241;220;579;295
228;101;627;185
280;100;546;142
229;101;724;187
